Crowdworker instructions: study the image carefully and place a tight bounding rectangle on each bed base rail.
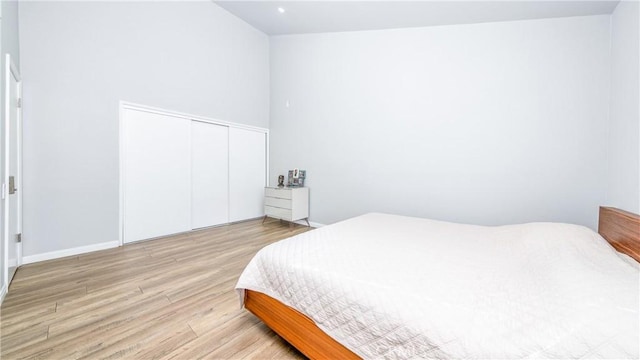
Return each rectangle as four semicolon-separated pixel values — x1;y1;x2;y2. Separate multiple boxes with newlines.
244;290;360;360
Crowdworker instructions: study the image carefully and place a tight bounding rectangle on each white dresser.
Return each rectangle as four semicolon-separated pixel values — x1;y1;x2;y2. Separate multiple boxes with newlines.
263;187;310;226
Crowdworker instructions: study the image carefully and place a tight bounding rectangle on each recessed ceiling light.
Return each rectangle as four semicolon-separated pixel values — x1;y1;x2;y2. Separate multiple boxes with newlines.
278;7;285;14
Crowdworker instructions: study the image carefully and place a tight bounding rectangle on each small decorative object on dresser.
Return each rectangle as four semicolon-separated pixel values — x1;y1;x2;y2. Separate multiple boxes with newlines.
277;175;285;188
263;186;310;227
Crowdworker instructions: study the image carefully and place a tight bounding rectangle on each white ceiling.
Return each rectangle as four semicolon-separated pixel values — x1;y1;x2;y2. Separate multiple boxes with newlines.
214;0;620;35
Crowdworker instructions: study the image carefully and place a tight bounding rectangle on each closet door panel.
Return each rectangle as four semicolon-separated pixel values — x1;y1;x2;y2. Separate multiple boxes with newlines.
191;121;229;229
123;109;191;243
229;128;266;222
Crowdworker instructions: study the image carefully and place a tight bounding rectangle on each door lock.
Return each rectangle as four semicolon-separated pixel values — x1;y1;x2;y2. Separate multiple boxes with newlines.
8;176;16;194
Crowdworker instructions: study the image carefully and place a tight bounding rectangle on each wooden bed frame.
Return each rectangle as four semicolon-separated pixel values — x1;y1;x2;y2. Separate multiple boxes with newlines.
244;206;640;360
598;206;640;262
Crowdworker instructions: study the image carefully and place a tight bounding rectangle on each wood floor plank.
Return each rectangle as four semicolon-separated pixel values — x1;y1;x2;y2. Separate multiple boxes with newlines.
127;325;198;360
243;332;303;360
0;302;56;327
201;321;271;359
1;219;309;360
187;290;243;336
2;285;87;312
0;324;49;355
56;286;143;313
162;312;262;360
4;294;173;358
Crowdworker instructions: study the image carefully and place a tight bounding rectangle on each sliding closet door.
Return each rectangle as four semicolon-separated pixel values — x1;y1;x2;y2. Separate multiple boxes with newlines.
191;121;229;229
123;109;191;243
229;128;266;222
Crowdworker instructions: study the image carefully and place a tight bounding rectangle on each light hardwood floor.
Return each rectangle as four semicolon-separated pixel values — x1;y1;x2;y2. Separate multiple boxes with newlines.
1;219;311;359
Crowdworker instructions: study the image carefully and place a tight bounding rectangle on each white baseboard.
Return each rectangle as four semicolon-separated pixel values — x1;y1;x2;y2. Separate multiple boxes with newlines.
20;220;323;265
292;219;325;228
0;284;7;304
23;240;120;265
7;258;16;267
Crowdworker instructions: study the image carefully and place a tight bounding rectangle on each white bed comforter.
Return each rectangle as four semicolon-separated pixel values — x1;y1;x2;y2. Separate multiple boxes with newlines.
236;213;640;359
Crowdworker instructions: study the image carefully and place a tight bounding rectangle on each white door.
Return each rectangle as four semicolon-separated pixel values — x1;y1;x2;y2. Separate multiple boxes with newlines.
191;121;228;229
123;109;191;243
229;128;266;222
4;54;22;286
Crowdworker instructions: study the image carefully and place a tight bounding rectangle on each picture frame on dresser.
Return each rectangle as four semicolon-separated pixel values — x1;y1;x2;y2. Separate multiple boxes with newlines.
287;170;306;187
263;186;310;228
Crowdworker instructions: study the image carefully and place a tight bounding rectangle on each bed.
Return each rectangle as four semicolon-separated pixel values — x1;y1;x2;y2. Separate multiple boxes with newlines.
236;207;640;359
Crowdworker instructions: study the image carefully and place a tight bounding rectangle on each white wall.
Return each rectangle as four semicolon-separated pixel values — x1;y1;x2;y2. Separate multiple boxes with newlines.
270;15;611;229
0;0;20;295
19;1;269;257
607;0;640;214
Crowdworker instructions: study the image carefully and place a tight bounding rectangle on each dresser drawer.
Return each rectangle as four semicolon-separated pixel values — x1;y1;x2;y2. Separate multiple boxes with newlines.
265;205;292;220
264;197;292;209
265;187;291;200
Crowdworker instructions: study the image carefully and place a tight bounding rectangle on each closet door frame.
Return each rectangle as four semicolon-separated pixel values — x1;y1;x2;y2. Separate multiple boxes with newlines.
119;101;269;246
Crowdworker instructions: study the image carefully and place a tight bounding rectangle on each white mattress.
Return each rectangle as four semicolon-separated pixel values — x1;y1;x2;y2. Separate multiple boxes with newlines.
236;213;640;359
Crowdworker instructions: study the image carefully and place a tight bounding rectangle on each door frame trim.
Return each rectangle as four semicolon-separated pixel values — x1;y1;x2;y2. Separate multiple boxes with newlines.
4;53;23;288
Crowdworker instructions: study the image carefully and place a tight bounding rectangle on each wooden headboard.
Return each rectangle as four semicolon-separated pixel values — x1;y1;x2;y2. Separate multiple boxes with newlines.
598;206;640;262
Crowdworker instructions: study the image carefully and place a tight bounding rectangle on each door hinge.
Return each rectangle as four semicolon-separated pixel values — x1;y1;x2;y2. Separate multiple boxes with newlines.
15;233;21;243
17;98;22;108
